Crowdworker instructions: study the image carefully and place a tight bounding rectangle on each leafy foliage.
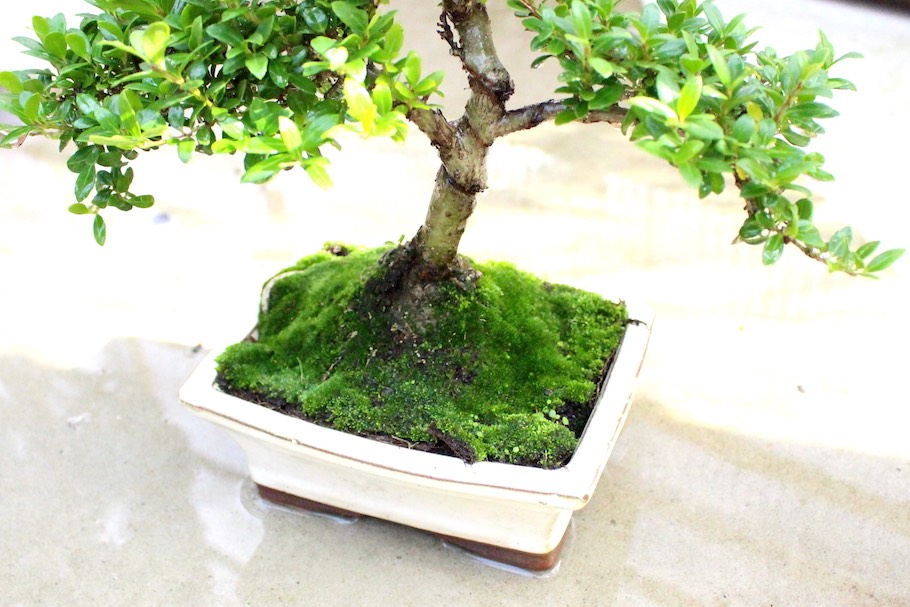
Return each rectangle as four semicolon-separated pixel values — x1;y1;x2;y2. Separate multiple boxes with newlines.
507;0;902;275
0;0;442;244
0;0;901;274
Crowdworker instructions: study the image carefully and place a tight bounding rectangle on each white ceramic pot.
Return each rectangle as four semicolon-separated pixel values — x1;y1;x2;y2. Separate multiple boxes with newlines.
179;301;653;570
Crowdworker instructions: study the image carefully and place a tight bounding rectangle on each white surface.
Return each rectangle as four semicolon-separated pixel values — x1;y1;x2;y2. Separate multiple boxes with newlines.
1;1;909;605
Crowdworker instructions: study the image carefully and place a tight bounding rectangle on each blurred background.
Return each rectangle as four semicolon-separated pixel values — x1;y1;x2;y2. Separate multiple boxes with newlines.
1;2;908;605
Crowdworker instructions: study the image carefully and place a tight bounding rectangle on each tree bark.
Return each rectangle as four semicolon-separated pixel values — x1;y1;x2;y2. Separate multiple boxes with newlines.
403;1;628;282
406;0;513;280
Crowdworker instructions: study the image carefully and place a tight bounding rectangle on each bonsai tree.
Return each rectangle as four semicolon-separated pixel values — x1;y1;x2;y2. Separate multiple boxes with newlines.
1;0;903;466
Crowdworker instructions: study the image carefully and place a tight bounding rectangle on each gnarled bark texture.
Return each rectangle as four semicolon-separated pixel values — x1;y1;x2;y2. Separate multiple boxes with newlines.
373;0;626;318
407;0;513;281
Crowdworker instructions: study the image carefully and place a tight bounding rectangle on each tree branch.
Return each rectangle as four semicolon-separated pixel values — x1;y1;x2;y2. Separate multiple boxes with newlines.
442;0;514;104
407;107;456;149
494;101;628;138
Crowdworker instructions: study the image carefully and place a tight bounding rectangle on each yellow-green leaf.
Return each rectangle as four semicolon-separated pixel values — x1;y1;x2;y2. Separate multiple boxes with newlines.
677;75;702;121
588;57;614;79
344;78;377;133
628;96;678;122
0;71;23;94
305;162;333;189
141;22;170;67
278;116;304;156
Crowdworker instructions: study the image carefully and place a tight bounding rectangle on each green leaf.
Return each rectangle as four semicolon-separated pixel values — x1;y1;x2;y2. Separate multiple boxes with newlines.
278;116;304;156
93;214;107;246
680;54;708;75
131;195;154;209
344;78;377;132
731;115;755;143
739;217;766;244
677;75;702;122
681;115;724;140
702;2;725;35
402;52;421;86
655;71;680;105
68;202;91;215
865;249;904;273
114;167;134;193
206;23;245;47
140;22;170;67
269;60;289;88
189;16;204;49
372;81;393;115
65;32;92;62
299;113;339;151
589;83;624;110
219;118;246;140
628;96;678;121
762;234;784;265
330;1;369;34
588;57;614;79
75;165;96;201
301;6;331;33
570;0;594;40
89;134;139;149
66;145;99;173
32;16;51;42
118;91;141;137
241;155;287;184
76;93;102;117
657;0;678;18
736;157;772;183
245;53;269;79
248;15;275;46
305;161;333;189
177;138;195;163
796;198;813;220
677;162;703;187
554;109;578;126
20;93;41;123
855;241;880;260
324;47;349;71
828;227;853;260
706;45;731;89
796;222;826;249
93;106;120;132
44;32;68;59
0;71;24;94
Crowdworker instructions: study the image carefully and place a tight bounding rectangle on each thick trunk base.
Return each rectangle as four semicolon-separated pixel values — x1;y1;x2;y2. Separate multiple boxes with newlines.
358;242;481;343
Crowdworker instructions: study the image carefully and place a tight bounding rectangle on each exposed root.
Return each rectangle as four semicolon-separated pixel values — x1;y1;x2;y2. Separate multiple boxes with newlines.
358;242;482;346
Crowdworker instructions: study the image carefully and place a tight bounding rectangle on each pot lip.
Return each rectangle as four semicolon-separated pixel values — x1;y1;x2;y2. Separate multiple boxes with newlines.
180;300;653;508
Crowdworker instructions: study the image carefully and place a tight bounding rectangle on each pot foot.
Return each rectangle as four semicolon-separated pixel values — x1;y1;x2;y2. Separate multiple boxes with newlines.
256;484;361;520
435;533;564;572
255;483;563;572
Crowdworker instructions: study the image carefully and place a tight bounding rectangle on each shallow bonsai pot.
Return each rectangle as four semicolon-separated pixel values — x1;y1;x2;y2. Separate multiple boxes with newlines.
179;301;653;571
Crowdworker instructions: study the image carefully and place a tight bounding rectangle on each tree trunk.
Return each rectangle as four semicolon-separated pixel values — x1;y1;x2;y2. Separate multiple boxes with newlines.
406;0;514;280
411;165;480;278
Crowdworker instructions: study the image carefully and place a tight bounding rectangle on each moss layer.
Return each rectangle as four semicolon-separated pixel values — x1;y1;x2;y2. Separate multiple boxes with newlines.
215;246;627;468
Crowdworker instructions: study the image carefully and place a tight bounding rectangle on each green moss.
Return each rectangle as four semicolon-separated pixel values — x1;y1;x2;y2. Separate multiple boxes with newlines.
216;246;628;468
